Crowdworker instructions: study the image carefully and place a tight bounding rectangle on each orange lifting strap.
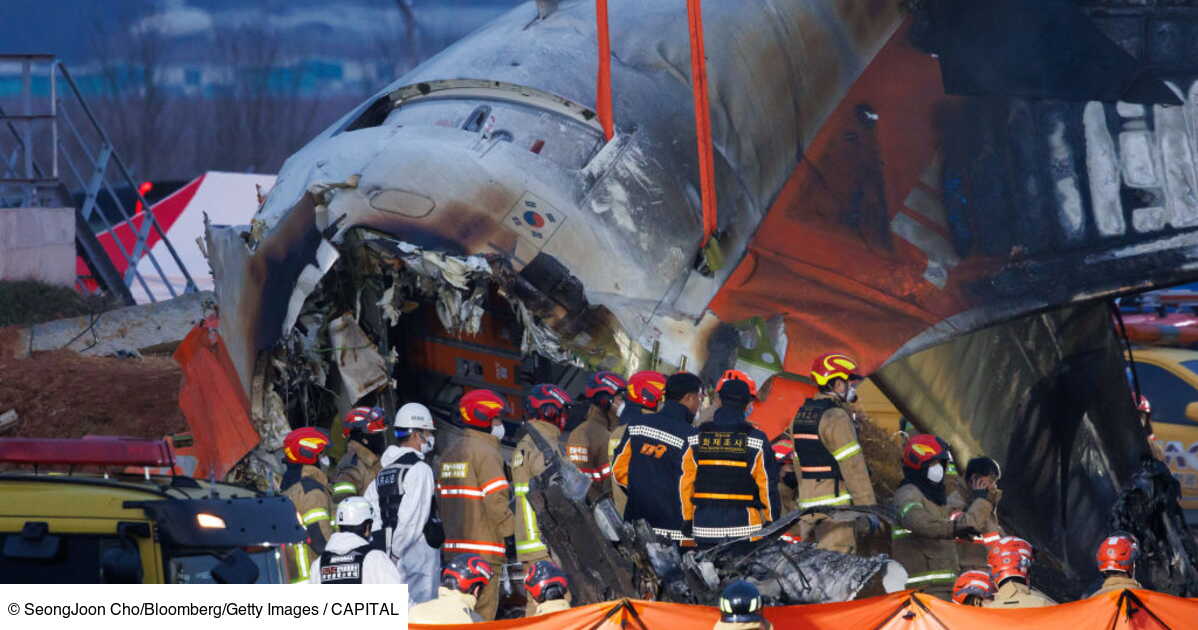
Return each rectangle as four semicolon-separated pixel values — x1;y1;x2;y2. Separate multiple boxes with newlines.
593;0;719;248
595;0;615;141
686;0;718;248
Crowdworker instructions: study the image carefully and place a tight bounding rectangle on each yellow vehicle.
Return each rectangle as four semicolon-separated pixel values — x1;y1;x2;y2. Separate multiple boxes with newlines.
1127;347;1198;520
0;437;305;583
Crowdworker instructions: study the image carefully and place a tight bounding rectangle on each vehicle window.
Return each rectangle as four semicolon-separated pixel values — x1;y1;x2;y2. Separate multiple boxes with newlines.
169;548;284;584
1135;362;1198;426
0;534;134;584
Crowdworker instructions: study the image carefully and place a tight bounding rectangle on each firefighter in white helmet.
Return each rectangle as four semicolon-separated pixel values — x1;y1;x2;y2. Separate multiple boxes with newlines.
364;402;441;603
308;497;401;584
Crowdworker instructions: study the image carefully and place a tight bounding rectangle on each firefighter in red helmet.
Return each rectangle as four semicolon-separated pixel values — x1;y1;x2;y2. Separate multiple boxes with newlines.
512;383;572;598
330;406;388;505
524;560;572;616
890;434;995;600
280;427;335;583
409;554;493;624
1090;532;1144;597
567;371;626;497
436;389;514;621
984;536;1056;608
791;353;876;553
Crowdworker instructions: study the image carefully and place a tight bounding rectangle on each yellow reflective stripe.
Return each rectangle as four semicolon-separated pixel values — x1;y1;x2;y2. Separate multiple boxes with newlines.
696;459;748;468
906;571;956;585
798;493;852;508
891;528;912;539
517;493;541;551
301;508;330;524
899;502;922;518
831;441;861;461
331;482;357;496
694;492;755;501
513;483;530;495
291;544;310;583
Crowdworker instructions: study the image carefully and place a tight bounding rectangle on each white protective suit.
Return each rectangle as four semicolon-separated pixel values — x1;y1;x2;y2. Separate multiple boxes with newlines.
364;445;439;603
307;531;402;584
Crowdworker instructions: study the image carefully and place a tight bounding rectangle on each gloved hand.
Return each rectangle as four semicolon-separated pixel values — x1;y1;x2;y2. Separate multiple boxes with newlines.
953;521;980;540
854;513;882;537
681;521;693;539
504;535;516;560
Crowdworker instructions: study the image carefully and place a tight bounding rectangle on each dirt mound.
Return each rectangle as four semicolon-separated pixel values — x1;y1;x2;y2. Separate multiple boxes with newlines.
0;350;185;439
858;415;905;503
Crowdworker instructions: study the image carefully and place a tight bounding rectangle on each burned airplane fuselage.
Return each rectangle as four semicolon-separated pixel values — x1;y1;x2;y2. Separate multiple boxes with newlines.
206;0;1198;594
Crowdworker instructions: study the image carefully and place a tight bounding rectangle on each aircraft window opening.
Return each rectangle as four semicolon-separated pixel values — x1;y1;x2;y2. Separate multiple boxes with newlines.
463;105;492;132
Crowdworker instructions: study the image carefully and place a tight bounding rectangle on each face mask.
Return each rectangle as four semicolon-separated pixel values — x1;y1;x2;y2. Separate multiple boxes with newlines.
746;403;756;417
421;434;436;455
844;384;859;404
490;423;506;440
613;399;626;417
318;455;331;470
927;463;945;484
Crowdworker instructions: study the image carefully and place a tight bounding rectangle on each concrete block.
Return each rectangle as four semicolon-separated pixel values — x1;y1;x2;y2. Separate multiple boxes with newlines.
0;291;213;359
0;208;75;286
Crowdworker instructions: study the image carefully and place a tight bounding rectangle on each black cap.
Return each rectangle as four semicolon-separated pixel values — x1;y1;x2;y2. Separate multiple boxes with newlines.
965;456;1001;481
665;372;702;401
718;379;752;407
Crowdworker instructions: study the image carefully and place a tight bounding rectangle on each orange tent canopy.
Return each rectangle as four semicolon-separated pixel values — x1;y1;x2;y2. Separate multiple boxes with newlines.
412;590;1198;630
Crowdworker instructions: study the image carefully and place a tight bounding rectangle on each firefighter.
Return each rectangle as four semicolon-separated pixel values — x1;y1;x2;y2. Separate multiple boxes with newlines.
608;370;666;516
890;434;996;599
696;369;758;426
771;437;802;544
1090;532;1143;597
567;371;627;494
612;372;700;543
330;406;387;505
308;497;401;584
679;379;778;547
951;570;994;606
364;402;440;603
524;560;571;615
1135;394;1167;462
984;537;1057;607
713;580;772;630
792;353;876;553
280;427;335;584
947;456;1003;571
409;554;492;624
512;384;571;569
437;389;514;621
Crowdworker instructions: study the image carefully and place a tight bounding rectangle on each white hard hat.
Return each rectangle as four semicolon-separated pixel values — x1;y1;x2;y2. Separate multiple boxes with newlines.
336;497;374;527
395;402;435;431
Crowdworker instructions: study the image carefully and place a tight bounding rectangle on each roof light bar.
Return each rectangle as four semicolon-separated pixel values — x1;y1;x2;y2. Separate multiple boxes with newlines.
0;437;173;467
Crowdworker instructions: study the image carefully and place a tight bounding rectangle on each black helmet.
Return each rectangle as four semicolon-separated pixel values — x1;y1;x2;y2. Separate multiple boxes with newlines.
718;580;762;623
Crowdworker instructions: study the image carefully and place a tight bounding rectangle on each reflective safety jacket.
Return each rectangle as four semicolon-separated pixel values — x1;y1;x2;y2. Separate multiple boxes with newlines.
511;419;562;562
567;403;618;487
330;439;381;504
984;580;1058;608
679;408;777;542
437;428;514;560
612;400;697;541
1090;574;1143;598
409;587;484;624
608;404;655;516
947;484;1003;571
281;463;334;584
791;394;875;511
890;482;993;598
308;532;401;584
